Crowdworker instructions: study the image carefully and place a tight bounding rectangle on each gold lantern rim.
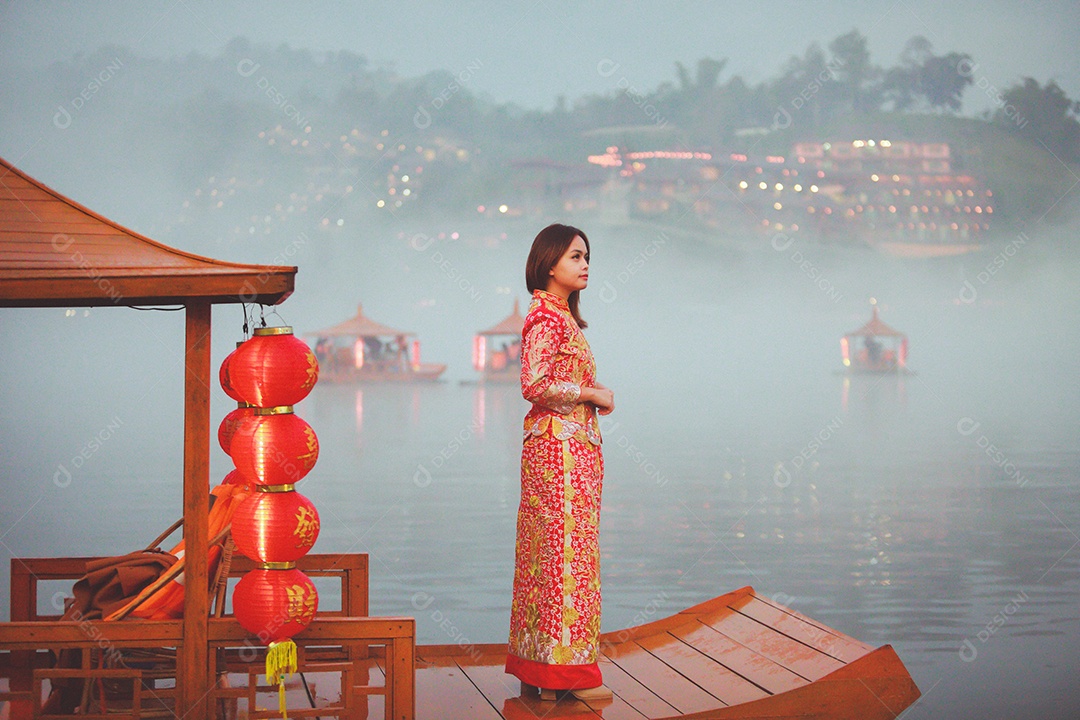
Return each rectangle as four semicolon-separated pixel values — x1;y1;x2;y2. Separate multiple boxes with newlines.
254;405;295;416
253;326;294;337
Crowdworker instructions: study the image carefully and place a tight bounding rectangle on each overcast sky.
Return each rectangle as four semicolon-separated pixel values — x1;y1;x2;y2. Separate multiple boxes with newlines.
2;0;1079;114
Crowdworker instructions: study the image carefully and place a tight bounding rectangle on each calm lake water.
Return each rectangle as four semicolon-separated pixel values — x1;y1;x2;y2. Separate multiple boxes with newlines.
2;224;1079;718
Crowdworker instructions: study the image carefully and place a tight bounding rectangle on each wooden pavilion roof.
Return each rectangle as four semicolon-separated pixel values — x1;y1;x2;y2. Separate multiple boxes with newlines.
306;303;413;338
0;155;300;716
844;305;905;338
478;298;524;336
0;156;294;307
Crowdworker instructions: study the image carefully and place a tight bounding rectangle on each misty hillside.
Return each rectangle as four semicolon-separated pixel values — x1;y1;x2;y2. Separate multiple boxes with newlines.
1;33;1077;266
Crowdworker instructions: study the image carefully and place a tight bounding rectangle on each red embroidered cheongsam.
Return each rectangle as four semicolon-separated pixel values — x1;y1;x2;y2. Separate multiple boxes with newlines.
506;289;604;691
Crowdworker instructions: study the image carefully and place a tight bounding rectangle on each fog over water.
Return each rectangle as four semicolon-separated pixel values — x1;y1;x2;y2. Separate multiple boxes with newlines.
3;219;1079;717
3;3;1080;718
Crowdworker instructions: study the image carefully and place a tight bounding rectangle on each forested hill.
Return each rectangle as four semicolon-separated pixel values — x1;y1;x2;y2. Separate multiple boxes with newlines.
2;31;1077;236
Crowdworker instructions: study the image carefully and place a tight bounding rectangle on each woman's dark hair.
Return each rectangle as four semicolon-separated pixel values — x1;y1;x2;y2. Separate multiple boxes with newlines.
525;223;590;328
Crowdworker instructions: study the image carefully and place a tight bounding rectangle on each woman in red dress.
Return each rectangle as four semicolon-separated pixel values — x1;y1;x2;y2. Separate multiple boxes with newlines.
506;224;615;702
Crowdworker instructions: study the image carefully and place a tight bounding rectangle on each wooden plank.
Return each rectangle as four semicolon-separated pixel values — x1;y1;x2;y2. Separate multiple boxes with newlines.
598;587;753;647
734;597;870;664
416;657;503;720
753;592;872;648
387;634;415;720
208;617;415;643
701;609;844;681
597;654;680;718
0;620;184;647
670;621;806;695
417;643;506;659
179;301;211;720
682;645;921;720
635;631;768;708
603;638;722;715
0;203;93;223
460;656;626;720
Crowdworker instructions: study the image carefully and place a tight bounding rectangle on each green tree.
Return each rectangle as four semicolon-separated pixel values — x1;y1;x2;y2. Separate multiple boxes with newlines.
919;52;973;112
882;36;931;111
828;30;881;113
882;37;972;113
772;42;839;129
995;78;1080;161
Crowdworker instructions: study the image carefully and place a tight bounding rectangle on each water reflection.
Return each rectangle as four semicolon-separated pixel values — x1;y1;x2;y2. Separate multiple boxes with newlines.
839;373;907;414
354;388;363;435
473;385;486;438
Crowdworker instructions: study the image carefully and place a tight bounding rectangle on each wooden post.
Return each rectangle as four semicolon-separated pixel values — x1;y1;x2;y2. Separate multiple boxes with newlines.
180;301;211;717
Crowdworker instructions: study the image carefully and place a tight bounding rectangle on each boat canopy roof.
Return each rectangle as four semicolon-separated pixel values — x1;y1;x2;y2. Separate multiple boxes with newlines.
0;156;294;307
478;298;524;336
844;305;906;338
307;303;414;339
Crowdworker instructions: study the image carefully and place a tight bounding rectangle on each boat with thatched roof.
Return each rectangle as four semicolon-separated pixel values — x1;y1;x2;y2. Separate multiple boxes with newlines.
470;298;525;383
307;303;446;382
840;300;911;374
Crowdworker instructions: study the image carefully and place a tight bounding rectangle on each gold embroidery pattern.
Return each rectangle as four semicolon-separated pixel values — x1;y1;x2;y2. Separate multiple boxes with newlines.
509;290;605;673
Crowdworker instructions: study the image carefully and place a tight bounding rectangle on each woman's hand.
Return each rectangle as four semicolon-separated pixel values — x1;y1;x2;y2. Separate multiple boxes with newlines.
581;384;614;415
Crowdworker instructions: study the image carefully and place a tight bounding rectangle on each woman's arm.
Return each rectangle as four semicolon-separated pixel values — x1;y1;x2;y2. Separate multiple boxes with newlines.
520;311;580;414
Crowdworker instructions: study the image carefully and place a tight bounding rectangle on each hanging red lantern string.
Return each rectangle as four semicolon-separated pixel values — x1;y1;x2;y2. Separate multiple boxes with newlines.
221;324;323;718
218;404;255;455
231;489;320;563
229;327;319;408
221;469;245;486
229;407;319;486
219;342;246;403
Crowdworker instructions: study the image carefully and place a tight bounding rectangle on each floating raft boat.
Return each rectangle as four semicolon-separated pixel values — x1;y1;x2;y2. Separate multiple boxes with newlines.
414;586;920;719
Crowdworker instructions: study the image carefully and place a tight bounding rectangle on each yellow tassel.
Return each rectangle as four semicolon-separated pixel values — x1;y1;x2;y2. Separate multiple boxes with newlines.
266;639;297;718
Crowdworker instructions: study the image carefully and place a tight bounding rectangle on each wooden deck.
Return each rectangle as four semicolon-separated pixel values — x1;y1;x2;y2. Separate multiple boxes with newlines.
412;586;920;720
2;553;918;719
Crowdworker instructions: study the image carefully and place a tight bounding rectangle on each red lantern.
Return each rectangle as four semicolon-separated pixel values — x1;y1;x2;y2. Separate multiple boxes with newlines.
230;408;319;486
232;568;319;643
230;327;319;407
221;469;243;485
219;347;246;402
472;335;485;371
232;490;320;563
218;405;255;454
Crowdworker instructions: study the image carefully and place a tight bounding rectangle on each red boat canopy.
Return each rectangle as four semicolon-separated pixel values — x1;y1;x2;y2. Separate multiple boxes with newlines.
306;303;414;338
0;156;294;307
844;305;906;339
478;298;524;336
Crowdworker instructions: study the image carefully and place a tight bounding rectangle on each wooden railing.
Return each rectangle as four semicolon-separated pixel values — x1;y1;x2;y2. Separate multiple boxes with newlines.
1;553;414;719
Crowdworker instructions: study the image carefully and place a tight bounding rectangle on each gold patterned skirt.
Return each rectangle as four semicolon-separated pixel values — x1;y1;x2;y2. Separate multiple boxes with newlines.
506;432;603;689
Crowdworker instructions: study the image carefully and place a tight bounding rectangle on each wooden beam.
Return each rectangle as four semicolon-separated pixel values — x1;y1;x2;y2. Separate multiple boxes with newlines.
0;620;184;648
0;272;294;307
180;301;211;718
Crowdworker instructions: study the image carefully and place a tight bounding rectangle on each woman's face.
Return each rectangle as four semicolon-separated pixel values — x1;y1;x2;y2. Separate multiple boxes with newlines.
546;236;589;298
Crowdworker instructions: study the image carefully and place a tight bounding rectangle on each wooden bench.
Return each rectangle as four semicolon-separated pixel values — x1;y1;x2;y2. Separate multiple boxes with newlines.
1;552;414;719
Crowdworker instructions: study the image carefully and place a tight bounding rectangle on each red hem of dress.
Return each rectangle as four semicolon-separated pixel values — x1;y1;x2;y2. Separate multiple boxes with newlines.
504;653;602;690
